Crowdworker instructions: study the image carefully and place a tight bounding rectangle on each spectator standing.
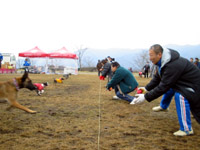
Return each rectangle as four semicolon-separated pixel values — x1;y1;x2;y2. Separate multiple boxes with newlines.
107;56;115;63
0;53;3;68
190;58;194;63
142;62;150;78
96;60;102;76
194;58;200;69
23;58;31;72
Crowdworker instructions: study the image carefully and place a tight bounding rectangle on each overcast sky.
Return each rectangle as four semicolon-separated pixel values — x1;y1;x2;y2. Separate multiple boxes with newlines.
0;0;199;54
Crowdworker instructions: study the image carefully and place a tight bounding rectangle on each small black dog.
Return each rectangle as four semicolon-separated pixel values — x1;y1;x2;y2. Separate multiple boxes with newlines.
63;73;71;79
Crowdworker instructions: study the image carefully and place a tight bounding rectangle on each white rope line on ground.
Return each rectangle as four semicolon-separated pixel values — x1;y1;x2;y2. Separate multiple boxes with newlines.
97;79;102;150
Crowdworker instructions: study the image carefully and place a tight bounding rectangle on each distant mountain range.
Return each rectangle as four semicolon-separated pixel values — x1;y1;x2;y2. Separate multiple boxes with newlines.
83;44;200;69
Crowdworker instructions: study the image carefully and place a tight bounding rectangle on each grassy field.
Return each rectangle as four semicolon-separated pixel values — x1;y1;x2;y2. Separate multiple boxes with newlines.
0;72;200;150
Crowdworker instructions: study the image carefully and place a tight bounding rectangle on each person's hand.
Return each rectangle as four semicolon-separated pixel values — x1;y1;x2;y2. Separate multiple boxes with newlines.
108;87;112;91
106;85;112;91
130;94;146;104
99;76;105;80
137;87;147;94
136;89;143;94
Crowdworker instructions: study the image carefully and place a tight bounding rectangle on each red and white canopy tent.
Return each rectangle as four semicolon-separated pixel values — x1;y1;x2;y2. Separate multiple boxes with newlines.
47;47;78;59
18;46;48;72
47;47;78;74
19;46;48;58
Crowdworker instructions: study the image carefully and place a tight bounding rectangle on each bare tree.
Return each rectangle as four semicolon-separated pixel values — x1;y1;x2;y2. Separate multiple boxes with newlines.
16;59;24;68
131;50;150;71
76;46;88;70
82;55;95;67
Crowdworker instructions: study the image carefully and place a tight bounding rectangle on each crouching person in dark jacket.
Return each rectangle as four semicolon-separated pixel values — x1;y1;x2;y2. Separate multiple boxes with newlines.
106;62;138;102
132;44;200;136
99;59;113;82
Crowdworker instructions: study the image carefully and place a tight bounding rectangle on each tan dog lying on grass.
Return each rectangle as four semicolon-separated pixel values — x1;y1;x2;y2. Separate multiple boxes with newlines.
0;70;37;113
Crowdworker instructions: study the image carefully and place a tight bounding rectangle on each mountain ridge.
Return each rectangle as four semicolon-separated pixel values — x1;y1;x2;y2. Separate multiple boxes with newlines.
83;44;200;69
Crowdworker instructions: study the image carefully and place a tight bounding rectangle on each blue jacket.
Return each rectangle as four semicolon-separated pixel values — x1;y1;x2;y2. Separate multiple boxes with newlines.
107;66;138;94
23;60;31;67
0;53;3;60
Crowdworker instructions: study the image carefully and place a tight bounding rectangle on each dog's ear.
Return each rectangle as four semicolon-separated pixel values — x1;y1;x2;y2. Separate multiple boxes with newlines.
24;68;29;72
22;70;29;82
43;82;49;86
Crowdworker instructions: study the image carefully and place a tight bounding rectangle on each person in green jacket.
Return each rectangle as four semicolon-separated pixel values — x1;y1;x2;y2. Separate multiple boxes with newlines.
106;61;138;102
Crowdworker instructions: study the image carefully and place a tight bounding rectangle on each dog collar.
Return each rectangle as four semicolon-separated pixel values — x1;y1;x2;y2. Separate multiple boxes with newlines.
13;78;20;91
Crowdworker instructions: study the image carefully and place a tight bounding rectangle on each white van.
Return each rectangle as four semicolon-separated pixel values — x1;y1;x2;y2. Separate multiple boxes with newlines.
1;53;16;68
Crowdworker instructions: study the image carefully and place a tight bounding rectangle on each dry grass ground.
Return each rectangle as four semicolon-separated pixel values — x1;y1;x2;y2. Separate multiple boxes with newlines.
0;72;200;150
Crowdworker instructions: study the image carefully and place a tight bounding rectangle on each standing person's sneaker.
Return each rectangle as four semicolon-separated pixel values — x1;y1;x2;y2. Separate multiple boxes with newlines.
113;96;120;100
152;106;169;112
173;129;194;136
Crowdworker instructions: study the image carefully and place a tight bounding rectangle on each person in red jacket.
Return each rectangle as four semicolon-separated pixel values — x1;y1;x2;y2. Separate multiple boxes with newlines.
34;82;49;96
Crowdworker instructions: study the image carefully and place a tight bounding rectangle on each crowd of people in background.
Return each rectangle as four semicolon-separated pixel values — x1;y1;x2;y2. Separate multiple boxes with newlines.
97;56;200;80
96;56;115;78
190;57;200;69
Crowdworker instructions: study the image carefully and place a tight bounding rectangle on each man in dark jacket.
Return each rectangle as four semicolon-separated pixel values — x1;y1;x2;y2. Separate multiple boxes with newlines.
142;62;150;78
106;62;138;102
131;44;200;136
194;58;200;69
100;59;113;82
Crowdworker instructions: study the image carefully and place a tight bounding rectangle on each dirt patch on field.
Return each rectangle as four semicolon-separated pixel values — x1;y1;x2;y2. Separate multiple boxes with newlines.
0;73;200;150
